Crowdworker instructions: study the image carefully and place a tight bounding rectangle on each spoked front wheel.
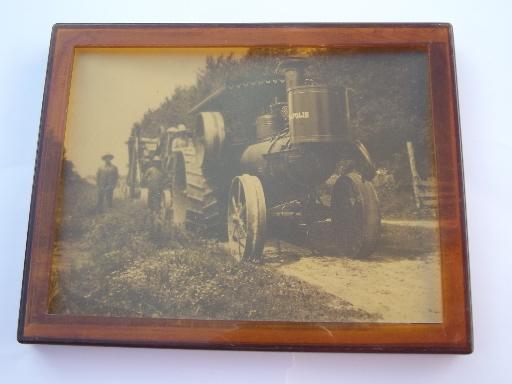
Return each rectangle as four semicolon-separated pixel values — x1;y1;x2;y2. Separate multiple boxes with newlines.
331;172;381;257
227;174;266;262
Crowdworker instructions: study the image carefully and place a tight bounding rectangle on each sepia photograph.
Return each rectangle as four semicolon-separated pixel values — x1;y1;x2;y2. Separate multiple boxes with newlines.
48;45;442;324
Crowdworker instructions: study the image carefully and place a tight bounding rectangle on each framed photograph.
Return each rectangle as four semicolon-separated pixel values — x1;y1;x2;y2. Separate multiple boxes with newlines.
18;23;472;353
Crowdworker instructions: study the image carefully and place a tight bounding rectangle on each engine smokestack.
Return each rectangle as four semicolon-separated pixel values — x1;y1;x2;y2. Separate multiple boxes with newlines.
277;57;308;91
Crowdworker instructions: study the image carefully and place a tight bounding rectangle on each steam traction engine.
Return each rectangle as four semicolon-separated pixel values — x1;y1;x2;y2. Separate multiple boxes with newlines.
128;57;381;261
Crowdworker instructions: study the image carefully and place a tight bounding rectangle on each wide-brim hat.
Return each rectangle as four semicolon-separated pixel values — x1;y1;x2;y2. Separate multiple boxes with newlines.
102;154;114;161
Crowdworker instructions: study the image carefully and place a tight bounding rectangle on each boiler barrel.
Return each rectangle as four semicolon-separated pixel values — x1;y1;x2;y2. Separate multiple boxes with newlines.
240;136;341;205
288;85;349;144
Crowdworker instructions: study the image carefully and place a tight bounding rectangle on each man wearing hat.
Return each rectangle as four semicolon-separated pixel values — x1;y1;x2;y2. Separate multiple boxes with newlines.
96;153;119;212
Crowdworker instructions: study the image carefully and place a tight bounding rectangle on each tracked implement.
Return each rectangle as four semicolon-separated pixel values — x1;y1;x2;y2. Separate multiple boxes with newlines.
127;56;381;261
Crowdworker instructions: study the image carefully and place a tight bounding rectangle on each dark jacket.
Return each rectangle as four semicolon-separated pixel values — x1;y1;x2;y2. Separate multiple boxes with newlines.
143;166;165;191
96;164;119;191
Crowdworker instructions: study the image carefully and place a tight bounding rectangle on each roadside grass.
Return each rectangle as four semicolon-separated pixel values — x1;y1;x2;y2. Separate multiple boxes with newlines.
50;198;377;322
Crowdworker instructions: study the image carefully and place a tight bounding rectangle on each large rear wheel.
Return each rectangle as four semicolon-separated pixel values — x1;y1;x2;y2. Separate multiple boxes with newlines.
170;146;222;233
331;172;380;257
227;175;267;262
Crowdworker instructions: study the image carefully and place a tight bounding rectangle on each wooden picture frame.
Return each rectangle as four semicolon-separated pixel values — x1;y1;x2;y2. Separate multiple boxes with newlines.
18;23;472;353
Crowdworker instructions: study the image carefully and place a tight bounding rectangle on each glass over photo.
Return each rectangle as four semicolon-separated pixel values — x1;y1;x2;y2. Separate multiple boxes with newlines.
48;47;442;323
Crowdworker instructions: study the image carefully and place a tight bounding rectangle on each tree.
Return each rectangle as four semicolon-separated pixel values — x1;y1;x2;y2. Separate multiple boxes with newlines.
135;48;434;187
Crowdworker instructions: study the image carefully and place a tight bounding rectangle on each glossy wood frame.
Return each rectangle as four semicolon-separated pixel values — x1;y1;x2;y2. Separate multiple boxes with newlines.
18;23;472;353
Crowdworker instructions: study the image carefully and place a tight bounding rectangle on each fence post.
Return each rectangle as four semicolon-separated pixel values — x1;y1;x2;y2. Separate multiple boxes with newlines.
406;141;421;208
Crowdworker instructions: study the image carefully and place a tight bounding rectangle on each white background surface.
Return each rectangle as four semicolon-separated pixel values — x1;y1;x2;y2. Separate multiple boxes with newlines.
1;0;510;383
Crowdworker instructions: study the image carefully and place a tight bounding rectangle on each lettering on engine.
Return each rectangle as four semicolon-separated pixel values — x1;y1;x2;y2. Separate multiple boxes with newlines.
289;111;310;120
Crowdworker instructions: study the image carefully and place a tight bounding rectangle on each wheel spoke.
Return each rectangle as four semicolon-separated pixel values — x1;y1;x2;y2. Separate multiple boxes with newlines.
238;222;247;239
230;195;237;213
238;231;246;251
237;179;243;206
236;225;245;256
229;222;236;240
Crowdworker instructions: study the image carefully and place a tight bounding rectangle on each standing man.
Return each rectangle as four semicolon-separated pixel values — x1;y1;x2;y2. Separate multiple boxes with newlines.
96;154;119;213
143;156;166;240
143;156;165;214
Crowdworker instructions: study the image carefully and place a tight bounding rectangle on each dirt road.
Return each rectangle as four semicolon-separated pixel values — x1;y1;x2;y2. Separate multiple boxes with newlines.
260;220;442;323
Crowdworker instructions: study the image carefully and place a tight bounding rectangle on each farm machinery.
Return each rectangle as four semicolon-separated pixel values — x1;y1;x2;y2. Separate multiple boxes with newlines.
127;57;381;261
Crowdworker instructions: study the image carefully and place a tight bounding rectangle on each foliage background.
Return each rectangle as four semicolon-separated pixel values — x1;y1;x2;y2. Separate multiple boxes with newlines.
136;48;434;188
